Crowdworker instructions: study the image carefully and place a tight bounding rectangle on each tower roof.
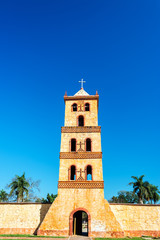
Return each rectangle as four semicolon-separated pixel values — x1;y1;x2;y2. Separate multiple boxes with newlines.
64;89;99;102
74;88;89;96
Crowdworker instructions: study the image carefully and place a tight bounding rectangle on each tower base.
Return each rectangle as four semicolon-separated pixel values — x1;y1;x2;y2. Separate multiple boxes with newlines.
37;189;123;237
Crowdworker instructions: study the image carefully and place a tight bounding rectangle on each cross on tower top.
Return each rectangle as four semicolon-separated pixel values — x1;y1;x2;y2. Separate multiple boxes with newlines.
79;78;86;89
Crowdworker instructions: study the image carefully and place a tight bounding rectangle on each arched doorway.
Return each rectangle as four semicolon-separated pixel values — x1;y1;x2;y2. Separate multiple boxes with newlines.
73;211;88;236
69;208;91;236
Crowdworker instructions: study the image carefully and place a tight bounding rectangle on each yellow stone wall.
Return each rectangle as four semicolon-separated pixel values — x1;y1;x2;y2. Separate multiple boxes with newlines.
110;204;160;232
0;202;160;237
104;200;123;233
64;99;98;126
38;198;160;237
0;203;50;234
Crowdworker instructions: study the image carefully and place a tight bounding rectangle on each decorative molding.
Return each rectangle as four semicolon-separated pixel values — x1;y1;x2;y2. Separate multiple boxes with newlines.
58;181;104;189
77;176;85;181
76;168;85;181
60;152;102;159
64;95;99;101
61;126;101;133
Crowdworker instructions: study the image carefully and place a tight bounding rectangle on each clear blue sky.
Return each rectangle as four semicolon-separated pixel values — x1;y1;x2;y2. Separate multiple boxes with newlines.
0;0;160;200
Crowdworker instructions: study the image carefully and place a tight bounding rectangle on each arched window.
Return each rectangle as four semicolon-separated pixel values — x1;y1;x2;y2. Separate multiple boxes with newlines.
72;103;77;112
86;165;92;181
78;115;84;126
85;103;90;111
86;138;91;151
70;165;76;180
71;138;76;152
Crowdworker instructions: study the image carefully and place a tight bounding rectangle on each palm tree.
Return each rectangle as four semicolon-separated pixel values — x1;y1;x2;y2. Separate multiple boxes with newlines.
149;184;160;204
129;175;149;204
0;189;8;202
41;193;57;203
143;181;152;202
8;173;30;202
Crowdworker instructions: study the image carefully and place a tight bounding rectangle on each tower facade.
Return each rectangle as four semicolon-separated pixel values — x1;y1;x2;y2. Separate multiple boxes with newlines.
38;87;123;237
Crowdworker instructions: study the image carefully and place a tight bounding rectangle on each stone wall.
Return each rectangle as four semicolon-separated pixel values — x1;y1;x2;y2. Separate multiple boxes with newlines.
0;203;51;235
0;202;160;237
109;203;160;237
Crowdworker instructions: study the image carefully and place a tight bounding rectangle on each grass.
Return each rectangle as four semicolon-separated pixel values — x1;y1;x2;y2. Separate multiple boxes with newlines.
0;236;158;240
95;237;160;240
0;235;65;238
95;238;149;240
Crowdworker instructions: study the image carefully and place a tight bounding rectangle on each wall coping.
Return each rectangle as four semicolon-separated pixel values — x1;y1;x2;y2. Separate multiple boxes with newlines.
1;202;159;206
0;202;51;205
109;203;160;206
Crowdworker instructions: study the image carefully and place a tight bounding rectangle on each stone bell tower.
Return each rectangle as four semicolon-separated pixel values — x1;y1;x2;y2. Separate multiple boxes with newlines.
38;83;123;237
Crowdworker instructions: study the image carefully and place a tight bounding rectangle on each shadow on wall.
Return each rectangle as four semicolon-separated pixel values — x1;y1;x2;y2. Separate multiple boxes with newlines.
34;204;51;235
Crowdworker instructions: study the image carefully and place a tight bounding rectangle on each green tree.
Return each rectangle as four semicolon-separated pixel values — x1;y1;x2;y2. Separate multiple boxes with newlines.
41;193;57;203
0;189;8;202
109;176;160;204
8;173;30;202
129;175;149;204
109;196;118;203
109;191;139;203
148;184;160;204
35;197;42;203
143;181;152;202
118;191;139;203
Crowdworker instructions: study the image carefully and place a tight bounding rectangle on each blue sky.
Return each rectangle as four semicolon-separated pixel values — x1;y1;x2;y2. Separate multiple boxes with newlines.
0;0;160;200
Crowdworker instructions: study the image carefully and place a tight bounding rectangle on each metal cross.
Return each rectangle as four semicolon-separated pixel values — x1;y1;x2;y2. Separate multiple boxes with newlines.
77;168;85;177
79;78;86;89
77;141;85;151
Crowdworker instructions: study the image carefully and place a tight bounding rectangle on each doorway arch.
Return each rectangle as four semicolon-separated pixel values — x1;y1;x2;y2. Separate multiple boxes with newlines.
69;208;91;236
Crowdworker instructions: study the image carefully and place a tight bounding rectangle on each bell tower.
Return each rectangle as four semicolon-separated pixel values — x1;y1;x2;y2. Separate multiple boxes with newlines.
38;85;123;237
59;87;103;185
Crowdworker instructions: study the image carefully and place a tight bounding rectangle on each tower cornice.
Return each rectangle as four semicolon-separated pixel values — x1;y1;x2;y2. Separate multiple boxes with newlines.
61;126;101;133
64;95;99;102
60;152;102;159
58;181;104;189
